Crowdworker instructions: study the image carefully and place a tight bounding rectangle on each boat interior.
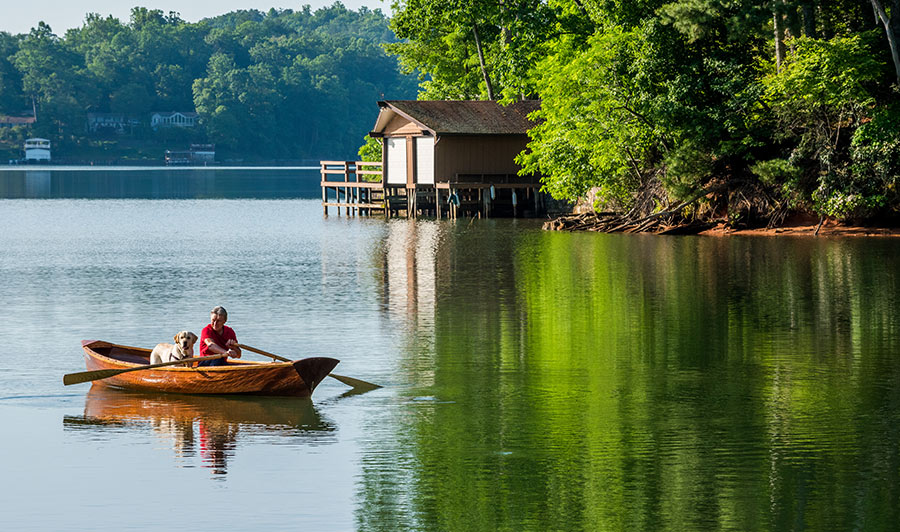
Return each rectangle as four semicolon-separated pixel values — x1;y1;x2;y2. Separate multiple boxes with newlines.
95;345;150;364
91;343;270;366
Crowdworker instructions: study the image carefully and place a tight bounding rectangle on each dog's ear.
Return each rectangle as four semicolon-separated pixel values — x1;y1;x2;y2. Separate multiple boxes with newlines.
189;332;198;343
174;332;180;343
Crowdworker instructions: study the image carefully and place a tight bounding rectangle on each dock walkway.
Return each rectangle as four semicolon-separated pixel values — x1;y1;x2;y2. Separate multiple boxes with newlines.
320;161;544;219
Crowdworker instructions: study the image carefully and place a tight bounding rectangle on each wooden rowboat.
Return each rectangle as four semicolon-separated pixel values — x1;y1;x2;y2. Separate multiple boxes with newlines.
80;340;339;396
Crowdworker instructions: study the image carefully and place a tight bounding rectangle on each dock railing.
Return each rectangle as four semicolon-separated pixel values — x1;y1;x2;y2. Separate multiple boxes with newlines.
320;160;384;215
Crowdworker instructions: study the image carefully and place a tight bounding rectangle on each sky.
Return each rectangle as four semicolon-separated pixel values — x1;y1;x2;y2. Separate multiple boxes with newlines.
1;1;386;35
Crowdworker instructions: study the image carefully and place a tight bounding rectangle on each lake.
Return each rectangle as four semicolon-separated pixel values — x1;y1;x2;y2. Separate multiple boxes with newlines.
1;168;899;531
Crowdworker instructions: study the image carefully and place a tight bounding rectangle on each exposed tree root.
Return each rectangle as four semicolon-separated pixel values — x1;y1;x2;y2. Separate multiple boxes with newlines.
544;178;783;234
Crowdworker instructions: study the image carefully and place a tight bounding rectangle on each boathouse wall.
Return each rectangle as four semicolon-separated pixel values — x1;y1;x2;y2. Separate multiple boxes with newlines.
433;135;528;181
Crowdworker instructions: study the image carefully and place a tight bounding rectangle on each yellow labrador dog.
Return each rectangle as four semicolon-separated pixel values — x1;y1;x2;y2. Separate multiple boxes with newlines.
149;331;199;365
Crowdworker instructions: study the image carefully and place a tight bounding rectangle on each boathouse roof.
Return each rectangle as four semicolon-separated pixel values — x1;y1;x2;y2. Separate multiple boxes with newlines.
371;100;541;137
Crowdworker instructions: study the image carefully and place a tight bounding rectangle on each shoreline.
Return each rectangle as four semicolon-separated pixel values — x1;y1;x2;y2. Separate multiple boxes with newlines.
545;212;900;237
698;221;900;237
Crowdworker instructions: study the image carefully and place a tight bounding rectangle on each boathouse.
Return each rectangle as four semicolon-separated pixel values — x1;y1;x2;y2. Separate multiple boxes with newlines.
321;100;544;218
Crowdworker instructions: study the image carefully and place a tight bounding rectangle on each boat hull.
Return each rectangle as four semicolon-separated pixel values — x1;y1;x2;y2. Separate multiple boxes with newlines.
81;340;338;397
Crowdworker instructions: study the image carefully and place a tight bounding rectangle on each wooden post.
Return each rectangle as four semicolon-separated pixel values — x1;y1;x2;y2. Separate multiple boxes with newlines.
344;161;351;217
321;163;328;215
479;188;484;218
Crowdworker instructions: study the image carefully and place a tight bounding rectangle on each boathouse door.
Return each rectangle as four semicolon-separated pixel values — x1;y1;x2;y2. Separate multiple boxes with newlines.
415;136;434;185
386;137;407;185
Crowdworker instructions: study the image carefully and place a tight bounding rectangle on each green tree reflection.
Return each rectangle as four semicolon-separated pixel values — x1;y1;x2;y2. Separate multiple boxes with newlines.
362;227;900;531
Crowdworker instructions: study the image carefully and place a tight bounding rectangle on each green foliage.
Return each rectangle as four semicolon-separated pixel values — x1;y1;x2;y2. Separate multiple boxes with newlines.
382;0;900;223
0;5;416;160
750;158;804;207
517;29;650;206
358;135;382;162
388;0;566;100
662;142;714;200
845;104;900;214
761;34;886;218
762;35;881;113
518;12;763;206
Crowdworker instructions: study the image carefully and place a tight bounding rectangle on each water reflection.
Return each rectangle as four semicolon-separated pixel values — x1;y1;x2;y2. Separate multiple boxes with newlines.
0;167;320;199
64;386;335;476
23;170;50;197
360;228;900;531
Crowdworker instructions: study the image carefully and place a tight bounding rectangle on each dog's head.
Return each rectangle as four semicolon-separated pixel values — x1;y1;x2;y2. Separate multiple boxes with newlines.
173;331;199;357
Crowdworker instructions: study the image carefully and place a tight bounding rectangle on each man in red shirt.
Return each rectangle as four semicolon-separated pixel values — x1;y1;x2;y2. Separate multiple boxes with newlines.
198;306;242;367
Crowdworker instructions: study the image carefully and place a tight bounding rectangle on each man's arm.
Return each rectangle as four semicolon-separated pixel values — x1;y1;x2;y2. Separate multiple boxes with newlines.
204;338;238;357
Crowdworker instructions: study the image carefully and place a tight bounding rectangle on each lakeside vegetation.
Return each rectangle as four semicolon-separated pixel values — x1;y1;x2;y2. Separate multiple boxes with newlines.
4;1;900;227
388;0;900;227
0;3;416;163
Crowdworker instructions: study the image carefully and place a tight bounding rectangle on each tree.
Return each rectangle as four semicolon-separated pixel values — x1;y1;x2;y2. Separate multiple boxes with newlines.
0;32;27;114
11;22;93;137
388;0;563;100
871;0;900;85
761;35;886;217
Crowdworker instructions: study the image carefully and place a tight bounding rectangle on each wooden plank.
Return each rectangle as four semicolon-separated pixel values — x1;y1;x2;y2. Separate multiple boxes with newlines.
321;181;385;189
435;182;538;189
322;202;386;209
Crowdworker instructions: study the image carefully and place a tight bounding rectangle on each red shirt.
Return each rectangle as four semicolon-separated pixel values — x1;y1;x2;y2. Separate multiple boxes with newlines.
199;324;237;357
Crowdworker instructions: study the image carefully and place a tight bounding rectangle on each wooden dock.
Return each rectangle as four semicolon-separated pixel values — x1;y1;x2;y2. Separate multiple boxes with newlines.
321;161;545;219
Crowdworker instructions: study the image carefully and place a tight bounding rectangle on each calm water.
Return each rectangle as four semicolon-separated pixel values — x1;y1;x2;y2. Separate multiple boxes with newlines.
1;170;899;531
0;166;321;198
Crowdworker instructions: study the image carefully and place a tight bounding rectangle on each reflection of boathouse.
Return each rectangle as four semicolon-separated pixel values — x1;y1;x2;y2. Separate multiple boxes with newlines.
321;100;545;218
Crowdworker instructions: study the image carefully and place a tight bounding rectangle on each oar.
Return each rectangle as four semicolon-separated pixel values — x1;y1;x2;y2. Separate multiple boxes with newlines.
63;354;227;386
237;343;381;391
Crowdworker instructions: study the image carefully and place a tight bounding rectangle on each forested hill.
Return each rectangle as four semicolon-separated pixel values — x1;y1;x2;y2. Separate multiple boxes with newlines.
388;0;900;226
0;4;417;162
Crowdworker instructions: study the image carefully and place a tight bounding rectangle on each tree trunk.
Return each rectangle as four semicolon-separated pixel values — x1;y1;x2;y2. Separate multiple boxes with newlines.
472;23;495;100
785;2;800;53
871;0;900;86
820;4;834;39
774;3;786;71
801;3;816;37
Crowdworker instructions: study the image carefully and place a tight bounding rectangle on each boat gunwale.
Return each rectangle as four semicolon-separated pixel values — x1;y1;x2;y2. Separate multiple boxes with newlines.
82;340;295;373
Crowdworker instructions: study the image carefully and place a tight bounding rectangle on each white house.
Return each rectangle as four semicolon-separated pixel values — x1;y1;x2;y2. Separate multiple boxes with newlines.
150;111;199;130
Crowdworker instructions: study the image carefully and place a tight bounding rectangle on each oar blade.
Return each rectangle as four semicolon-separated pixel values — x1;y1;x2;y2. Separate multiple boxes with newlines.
63;368;123;386
328;373;381;391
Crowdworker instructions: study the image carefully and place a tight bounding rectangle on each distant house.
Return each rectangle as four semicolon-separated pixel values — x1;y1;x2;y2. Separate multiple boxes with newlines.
369;99;541;187
150;111;199;130
0;115;36;128
86;113;139;134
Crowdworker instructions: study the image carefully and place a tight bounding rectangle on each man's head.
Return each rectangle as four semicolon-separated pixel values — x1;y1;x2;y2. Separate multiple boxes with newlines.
210;306;227;329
